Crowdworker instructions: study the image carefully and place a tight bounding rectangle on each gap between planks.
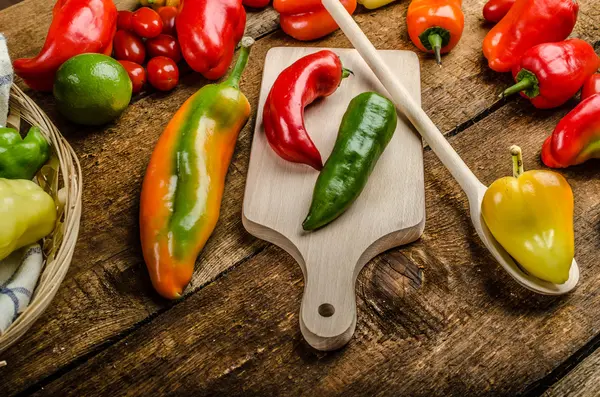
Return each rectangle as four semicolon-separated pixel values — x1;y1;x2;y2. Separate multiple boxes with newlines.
10;245;269;397
522;330;600;396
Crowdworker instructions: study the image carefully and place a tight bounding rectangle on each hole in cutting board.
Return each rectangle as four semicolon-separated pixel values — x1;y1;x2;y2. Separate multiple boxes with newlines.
318;303;335;317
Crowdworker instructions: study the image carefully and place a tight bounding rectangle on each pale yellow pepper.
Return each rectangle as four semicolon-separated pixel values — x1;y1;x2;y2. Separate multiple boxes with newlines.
482;146;574;284
0;179;57;261
358;0;397;9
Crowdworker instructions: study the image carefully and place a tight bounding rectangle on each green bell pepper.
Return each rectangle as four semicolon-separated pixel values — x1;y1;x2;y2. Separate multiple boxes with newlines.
303;92;398;230
0;126;50;180
0;178;57;260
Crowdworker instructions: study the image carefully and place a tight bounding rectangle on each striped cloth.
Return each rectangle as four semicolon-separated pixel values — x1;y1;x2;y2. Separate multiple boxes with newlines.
0;33;12;127
0;245;43;334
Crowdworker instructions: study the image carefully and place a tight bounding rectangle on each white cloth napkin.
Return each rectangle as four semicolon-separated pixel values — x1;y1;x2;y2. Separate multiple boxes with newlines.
0;33;12;127
0;245;43;334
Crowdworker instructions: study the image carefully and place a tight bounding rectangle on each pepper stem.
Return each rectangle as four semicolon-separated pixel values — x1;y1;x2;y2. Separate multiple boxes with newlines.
342;67;354;79
511;145;524;178
227;37;255;88
428;33;443;66
501;78;534;99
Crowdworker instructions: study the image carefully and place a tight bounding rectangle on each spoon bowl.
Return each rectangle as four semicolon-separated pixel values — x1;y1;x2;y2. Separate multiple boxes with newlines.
321;0;580;294
468;181;579;295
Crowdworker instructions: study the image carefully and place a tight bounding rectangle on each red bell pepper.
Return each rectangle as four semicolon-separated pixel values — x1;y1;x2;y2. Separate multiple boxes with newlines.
12;0;117;92
482;0;578;73
176;0;246;80
263;50;351;170
501;39;599;109
482;0;515;23
243;0;269;8
542;94;600;168
274;0;357;41
581;74;600;101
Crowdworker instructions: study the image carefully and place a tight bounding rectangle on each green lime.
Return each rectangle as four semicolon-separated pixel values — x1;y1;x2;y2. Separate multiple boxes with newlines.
53;53;132;126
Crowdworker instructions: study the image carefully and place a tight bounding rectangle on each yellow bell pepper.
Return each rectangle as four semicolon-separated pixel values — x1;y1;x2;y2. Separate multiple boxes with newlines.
0;179;57;261
481;146;574;284
358;0;396;9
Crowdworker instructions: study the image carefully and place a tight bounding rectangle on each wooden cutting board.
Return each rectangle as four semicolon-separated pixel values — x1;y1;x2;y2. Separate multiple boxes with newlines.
242;47;425;351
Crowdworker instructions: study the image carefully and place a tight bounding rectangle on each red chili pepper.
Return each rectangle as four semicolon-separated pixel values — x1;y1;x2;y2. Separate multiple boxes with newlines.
482;0;514;23
12;0;117;91
501;39;599;109
275;0;357;41
176;0;246;80
581;74;600;101
542;94;600;168
482;0;578;73
263;50;351;170
243;0;269;8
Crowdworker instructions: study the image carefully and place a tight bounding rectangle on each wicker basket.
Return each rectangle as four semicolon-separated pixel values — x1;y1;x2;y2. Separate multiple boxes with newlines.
0;84;82;355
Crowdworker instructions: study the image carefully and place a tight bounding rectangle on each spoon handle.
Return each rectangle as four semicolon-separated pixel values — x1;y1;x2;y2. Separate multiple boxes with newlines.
322;0;483;198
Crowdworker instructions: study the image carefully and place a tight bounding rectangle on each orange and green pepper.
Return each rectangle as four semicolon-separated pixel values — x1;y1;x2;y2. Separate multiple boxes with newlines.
482;146;574;284
139;38;253;299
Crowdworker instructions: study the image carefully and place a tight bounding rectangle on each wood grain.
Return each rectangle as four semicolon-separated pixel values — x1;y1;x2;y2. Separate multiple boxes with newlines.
16;98;600;396
544;348;600;397
0;0;599;394
243;47;425;350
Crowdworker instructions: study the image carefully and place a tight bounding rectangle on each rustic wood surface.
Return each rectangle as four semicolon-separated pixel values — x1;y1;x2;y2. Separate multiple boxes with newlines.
1;0;600;395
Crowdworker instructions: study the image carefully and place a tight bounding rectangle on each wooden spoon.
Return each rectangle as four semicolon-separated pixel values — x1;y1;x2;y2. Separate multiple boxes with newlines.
322;0;579;295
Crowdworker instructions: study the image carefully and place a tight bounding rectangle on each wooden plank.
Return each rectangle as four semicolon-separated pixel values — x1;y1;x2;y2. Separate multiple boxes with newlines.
18;99;600;396
0;0;599;394
544;349;600;397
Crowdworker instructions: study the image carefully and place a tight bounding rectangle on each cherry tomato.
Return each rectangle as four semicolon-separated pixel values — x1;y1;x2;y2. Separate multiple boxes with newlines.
165;0;179;6
147;56;179;91
131;7;163;39
117;10;133;31
113;30;146;64
157;6;177;36
118;60;146;94
146;34;181;63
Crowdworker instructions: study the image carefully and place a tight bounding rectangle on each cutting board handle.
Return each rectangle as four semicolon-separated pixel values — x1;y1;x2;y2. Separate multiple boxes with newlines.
299;258;357;351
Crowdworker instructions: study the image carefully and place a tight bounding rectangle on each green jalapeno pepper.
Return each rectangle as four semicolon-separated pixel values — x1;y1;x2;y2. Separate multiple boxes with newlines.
0;126;50;180
303;92;397;230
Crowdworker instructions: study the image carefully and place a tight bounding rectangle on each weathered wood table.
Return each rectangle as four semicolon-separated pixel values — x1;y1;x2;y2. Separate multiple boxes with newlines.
1;0;600;395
